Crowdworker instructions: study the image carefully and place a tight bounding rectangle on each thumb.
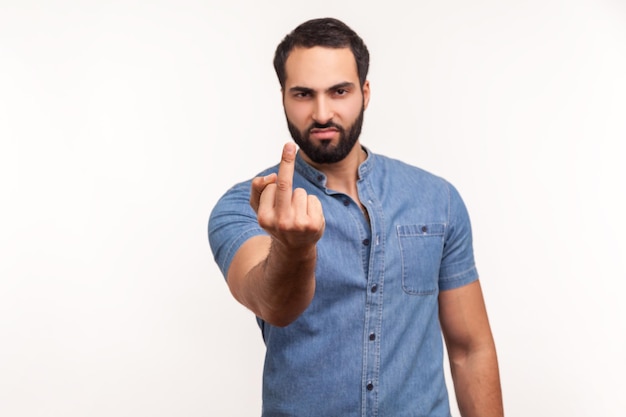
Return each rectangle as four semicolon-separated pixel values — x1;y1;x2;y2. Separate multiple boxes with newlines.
249;173;277;212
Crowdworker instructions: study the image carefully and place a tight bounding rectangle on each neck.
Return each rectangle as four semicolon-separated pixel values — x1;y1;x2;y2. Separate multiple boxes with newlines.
301;141;366;200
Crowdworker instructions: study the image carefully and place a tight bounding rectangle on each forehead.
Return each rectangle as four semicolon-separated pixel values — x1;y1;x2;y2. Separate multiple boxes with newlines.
284;46;359;89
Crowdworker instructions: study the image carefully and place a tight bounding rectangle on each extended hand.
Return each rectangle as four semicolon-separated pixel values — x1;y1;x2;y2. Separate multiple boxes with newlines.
250;143;325;250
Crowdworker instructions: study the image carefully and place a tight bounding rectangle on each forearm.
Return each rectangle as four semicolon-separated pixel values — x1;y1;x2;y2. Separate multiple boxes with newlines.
235;143;324;327
239;239;317;327
449;344;503;417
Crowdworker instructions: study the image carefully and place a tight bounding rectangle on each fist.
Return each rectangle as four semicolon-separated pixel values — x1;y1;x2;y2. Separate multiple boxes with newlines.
250;143;325;250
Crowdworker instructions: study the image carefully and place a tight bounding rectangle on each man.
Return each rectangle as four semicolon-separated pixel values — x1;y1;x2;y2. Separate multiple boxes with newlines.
209;17;503;417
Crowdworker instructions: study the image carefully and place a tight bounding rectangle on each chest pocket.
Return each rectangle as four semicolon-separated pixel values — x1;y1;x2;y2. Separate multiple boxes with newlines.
397;223;446;295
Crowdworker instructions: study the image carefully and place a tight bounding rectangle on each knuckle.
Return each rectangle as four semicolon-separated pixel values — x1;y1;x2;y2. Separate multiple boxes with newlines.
276;180;291;192
256;211;270;227
292;217;308;231
257;206;276;227
275;215;293;231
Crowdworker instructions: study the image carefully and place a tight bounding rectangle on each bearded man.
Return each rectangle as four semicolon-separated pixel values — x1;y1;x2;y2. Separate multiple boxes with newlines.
209;17;503;417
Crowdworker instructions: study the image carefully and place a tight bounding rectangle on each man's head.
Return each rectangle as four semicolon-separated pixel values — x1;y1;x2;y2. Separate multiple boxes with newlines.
274;18;370;164
273;18;370;90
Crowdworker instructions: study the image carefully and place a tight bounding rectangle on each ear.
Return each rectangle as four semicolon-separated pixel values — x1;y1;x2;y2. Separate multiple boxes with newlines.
362;80;371;109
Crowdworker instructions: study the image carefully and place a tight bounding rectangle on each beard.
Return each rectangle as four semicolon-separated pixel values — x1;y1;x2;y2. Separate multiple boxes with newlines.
286;105;365;164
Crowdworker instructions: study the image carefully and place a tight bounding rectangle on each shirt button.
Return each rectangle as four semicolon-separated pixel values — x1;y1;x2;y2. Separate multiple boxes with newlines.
371;285;377;293
343;199;350;206
317;175;324;182
366;382;374;391
362;238;370;246
369;333;376;341
421;225;428;233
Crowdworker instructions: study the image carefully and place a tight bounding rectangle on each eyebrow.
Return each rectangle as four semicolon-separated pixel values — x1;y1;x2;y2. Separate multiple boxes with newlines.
288;81;356;95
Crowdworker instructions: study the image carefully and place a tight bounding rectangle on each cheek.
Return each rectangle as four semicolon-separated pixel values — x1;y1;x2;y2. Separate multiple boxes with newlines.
285;103;310;126
339;100;363;122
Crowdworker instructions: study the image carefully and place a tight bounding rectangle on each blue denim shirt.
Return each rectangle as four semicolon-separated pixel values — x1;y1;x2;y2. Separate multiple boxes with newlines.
209;148;479;417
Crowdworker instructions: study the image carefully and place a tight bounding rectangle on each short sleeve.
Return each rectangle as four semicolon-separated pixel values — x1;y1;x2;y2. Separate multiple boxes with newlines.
208;180;268;279
438;183;479;290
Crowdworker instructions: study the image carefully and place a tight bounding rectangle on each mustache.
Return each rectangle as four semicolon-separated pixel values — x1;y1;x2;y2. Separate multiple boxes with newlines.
310;121;343;130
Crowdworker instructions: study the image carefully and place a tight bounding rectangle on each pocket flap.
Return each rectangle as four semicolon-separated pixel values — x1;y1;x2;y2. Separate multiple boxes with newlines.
397;223;445;237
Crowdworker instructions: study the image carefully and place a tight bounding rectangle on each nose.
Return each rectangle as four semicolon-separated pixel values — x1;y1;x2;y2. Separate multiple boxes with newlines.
312;96;333;124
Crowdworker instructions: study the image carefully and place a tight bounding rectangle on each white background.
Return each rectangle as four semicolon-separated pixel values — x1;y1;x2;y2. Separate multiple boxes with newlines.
1;0;625;416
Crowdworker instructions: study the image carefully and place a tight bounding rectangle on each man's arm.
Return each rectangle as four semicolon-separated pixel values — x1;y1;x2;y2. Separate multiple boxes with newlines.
439;280;504;417
226;143;325;327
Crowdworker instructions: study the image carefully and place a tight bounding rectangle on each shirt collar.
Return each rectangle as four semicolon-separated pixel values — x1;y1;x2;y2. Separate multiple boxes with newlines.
294;145;375;190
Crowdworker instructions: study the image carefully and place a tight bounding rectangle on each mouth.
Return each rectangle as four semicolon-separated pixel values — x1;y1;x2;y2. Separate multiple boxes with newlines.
309;127;339;140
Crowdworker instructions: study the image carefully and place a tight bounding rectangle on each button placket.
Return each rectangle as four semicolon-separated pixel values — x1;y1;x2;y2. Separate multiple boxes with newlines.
358;182;382;414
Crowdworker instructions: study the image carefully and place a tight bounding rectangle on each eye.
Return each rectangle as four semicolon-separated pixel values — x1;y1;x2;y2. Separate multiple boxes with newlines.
335;88;348;96
293;91;311;99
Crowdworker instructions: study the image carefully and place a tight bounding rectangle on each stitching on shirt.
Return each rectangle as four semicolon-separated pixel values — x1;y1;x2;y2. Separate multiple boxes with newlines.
440;264;477;281
222;226;266;273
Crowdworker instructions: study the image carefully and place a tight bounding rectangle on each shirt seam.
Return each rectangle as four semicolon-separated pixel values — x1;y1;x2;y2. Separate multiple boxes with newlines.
221;226;266;276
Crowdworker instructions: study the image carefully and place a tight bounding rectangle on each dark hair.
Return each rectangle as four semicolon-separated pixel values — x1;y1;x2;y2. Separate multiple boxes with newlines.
273;17;370;88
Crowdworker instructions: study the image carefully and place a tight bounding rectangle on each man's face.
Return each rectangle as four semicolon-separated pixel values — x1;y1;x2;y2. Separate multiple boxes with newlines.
282;46;370;164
